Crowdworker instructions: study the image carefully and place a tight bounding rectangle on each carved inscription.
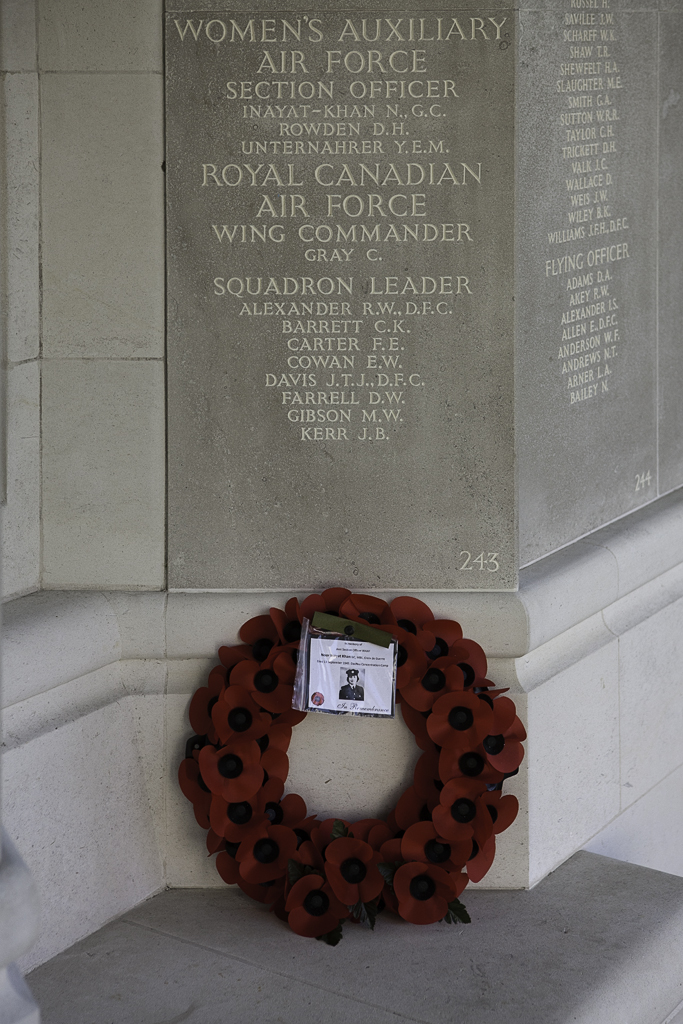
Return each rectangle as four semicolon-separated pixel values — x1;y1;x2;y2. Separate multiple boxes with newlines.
171;12;507;443
544;0;629;407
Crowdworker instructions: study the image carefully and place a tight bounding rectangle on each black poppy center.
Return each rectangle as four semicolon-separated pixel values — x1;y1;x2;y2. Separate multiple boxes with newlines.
451;797;476;823
358;611;381;624
228;707;253;733
409;875;436;901
459;753;485;777
483;734;505;755
227;801;252;825
425;839;451;864
397;618;417;634
340;857;367;884
218;754;243;779
303;890;330;917
253;838;280;864
283;620;302;643
448;706;474;731
265;801;284;825
421;668;446;693
427;637;449;660
397;645;408;668
257;734;269;753
254;670;278;694
459;662;476;687
252;638;274;663
185;734;207;760
294;828;309;849
487;804;499;824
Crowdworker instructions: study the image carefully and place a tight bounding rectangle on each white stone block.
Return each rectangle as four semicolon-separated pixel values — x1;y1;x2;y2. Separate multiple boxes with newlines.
2;592;121;707
0;1;36;71
584;763;683;878
167;657;216;695
105;592;167;659
38;0;162;72
527;641;620;885
2;73;39;362
618;596;683;806
5;699;163;973
42;359;165;589
2;362;40;601
41;74;164;358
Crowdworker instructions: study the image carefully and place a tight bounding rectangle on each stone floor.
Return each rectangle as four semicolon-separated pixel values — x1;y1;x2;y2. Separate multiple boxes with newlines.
27;852;683;1024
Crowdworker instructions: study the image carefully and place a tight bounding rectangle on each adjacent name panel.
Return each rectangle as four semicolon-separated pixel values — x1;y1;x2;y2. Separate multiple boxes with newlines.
166;9;516;589
516;3;658;564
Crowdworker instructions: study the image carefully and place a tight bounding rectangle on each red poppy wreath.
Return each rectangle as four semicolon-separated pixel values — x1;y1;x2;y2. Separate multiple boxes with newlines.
179;591;525;945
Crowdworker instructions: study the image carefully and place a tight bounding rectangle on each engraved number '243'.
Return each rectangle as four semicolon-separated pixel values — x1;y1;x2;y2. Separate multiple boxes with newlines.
459;551;500;572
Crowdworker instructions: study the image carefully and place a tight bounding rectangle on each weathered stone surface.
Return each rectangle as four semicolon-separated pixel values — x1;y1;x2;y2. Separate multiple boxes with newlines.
658;11;683;496
516;9;659;565
166;7;517;590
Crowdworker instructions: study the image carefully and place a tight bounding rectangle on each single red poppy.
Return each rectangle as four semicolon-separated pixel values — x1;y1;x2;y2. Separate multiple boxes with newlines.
198;738;263;802
210;791;266;844
413;750;445;808
395;785;433;830
466;834;496;883
239;614;280;663
432;778;494;846
393;862;456;925
427;691;494;748
481;791;519;835
480;697;526;774
399;657;465;713
448;638;488;688
324;836;384;905
237;822;299;884
269;605;304;645
212;685;271;745
439;738;505;786
231;648;296;714
178;757;211;828
400;821;471;874
188;665;228;744
286;875;349;938
400;701;434;752
338;593;395;628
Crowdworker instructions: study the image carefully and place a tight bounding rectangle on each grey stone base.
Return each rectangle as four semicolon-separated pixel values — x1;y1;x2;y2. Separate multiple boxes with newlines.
27;852;683;1024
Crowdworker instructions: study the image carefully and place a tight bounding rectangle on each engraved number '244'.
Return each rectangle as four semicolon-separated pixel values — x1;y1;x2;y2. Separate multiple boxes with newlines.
459;551;500;572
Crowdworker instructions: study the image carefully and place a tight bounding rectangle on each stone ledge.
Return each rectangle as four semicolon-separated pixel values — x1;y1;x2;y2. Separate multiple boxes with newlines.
25;852;683;1024
3;488;683;706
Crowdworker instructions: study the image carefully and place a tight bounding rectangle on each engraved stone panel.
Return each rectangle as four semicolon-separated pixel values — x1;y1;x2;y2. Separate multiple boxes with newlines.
516;8;658;565
658;11;683;496
166;8;516;589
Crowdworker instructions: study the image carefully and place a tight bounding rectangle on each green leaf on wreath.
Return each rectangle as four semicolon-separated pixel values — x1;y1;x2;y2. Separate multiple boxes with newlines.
330;819;350;841
287;859;322;887
348;898;379;930
378;861;403;893
441;899;471;925
316;921;343;946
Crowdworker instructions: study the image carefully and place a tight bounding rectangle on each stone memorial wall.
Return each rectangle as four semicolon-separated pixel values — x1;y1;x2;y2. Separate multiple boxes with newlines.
165;2;683;591
166;8;516;590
